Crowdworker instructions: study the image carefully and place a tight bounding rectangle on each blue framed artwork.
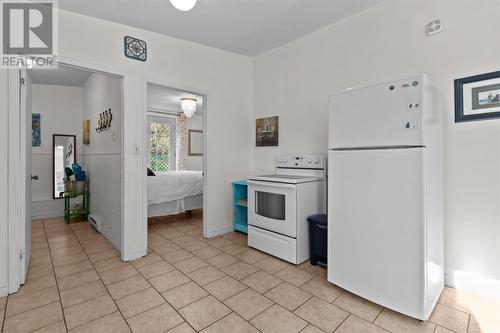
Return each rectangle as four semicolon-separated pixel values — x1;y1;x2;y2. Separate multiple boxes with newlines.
32;113;41;147
124;36;147;62
455;71;500;122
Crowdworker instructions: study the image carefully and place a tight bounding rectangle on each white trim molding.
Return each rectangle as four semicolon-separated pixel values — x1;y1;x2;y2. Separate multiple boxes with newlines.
206;226;234;239
7;57;130;296
141;76;209;265
8;69;21;293
32;212;64;220
0;285;9;297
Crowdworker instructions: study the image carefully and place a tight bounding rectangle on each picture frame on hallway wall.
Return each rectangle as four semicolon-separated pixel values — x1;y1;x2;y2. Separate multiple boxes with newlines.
455;71;500;122
256;116;279;147
32;113;41;147
83;119;90;144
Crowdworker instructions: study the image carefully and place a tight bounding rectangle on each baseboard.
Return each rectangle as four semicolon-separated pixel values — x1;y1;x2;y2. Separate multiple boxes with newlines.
0;285;9;297
99;226;121;252
31;211;64;220
445;271;500;301
123;249;147;262
206;226;234;238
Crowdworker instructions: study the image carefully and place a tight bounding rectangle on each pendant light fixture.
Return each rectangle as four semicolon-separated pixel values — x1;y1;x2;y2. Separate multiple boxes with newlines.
170;0;197;11
181;98;197;117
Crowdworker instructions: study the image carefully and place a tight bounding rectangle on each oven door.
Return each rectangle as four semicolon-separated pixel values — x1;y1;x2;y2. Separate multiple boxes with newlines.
248;180;297;237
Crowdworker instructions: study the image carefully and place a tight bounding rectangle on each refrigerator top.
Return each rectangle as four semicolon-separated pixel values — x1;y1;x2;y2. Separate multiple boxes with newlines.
329;75;430;150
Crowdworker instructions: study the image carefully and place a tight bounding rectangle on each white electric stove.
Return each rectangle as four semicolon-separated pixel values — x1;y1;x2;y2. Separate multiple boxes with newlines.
247;154;326;264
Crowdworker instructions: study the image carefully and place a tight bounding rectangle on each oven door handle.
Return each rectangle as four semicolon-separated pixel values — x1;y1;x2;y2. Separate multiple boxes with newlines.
247;180;297;190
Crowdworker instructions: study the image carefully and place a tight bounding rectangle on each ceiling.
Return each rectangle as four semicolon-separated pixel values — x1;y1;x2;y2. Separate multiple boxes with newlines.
59;0;383;56
147;83;203;114
30;66;92;86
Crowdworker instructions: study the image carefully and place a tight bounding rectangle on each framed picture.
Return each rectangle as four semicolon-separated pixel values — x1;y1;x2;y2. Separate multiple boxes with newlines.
455;71;500;122
256;116;279;147
32;113;41;147
188;130;203;156
83;119;90;144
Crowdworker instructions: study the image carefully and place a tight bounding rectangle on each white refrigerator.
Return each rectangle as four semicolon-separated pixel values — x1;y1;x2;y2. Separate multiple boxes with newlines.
327;75;444;320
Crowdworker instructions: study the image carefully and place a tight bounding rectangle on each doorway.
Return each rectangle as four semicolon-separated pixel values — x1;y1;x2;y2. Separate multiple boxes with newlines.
7;63;124;293
144;82;207;252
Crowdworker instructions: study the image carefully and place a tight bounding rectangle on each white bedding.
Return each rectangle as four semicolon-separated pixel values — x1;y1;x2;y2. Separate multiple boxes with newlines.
148;171;203;205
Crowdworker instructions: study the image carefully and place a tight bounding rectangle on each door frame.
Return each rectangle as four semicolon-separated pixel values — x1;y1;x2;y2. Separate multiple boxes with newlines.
142;77;209;251
7;69;22;293
7;57;128;293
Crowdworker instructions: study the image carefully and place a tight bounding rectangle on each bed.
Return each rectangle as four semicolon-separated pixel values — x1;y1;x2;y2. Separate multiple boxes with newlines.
148;171;203;217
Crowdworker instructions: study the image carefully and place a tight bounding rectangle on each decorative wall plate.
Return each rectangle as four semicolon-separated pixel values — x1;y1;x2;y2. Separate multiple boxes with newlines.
124;36;147;62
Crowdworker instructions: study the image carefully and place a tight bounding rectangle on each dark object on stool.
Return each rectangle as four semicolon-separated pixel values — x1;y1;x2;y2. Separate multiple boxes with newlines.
308;214;327;266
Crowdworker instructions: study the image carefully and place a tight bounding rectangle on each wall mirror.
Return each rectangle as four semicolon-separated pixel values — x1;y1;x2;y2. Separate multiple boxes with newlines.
188;130;203;156
53;134;76;199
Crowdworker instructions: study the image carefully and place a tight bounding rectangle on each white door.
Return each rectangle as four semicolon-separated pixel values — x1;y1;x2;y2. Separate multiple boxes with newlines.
328;148;426;319
329;76;425;149
248;180;297;237
20;69;32;283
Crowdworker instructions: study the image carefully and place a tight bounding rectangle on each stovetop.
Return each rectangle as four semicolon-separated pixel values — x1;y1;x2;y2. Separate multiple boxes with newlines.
249;174;324;184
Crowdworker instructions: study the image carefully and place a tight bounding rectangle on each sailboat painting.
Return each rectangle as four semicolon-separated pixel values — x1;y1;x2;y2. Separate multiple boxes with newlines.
472;83;500;111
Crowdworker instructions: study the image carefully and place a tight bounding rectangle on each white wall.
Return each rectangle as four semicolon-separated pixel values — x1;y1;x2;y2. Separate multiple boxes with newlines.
186;114;203;171
81;73;122;249
251;0;500;288
31;84;83;219
0;71;8;295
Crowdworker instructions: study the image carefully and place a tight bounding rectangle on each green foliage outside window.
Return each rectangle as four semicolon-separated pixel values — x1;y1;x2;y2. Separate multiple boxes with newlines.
150;122;170;172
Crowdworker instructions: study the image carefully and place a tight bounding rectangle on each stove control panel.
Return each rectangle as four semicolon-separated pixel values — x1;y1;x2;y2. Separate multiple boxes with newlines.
276;154;325;169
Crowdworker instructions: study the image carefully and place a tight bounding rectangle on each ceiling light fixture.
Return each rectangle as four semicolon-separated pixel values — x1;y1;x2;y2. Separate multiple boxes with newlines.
169;0;197;11
181;98;197;117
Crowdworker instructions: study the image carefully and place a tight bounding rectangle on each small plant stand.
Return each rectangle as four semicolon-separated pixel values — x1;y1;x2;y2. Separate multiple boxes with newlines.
60;191;90;224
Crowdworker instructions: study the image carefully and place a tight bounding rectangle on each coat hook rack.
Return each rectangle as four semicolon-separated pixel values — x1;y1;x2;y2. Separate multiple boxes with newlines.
96;108;113;133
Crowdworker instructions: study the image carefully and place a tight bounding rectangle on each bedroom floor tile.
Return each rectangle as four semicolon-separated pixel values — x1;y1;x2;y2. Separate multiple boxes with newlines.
9;212;491;333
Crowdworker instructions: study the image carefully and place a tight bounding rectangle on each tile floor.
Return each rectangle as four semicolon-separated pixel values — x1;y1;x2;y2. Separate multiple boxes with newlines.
1;210;499;332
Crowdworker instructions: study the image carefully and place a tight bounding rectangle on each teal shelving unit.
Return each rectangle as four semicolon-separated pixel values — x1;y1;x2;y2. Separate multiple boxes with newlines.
232;180;248;233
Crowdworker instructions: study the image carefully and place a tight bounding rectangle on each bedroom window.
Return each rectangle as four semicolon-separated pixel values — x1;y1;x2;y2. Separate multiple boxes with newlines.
149;116;176;172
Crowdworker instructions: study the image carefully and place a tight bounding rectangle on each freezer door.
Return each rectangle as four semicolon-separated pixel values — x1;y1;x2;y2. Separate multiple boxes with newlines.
329;77;424;149
328;149;427;319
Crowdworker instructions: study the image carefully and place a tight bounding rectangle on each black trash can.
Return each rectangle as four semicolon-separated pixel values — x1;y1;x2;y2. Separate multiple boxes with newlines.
308;214;327;266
